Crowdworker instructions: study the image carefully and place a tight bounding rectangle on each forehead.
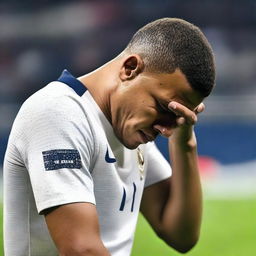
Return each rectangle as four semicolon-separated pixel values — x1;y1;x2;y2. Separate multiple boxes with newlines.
151;69;204;110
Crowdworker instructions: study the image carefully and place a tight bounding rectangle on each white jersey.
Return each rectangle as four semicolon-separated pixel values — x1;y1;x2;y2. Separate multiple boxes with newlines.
4;70;172;256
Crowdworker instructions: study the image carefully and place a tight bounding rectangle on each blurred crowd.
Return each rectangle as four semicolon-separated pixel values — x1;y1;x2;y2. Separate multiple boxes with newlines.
1;0;256;103
0;0;256;164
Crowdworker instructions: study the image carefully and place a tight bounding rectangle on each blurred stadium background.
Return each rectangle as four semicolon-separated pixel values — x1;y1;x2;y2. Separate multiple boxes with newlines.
0;0;256;255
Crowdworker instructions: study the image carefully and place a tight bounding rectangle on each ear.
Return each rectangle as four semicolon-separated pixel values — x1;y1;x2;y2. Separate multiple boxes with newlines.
119;55;144;81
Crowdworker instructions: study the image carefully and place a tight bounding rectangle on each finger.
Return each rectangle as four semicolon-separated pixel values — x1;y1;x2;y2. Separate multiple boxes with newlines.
168;101;197;125
176;117;186;126
195;103;205;114
153;124;173;138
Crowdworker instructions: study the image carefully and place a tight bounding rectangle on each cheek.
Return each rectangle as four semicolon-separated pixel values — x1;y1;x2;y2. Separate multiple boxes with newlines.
124;111;154;133
144;109;158;121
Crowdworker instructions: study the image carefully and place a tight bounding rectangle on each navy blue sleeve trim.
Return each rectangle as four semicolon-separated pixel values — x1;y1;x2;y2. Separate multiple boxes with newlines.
58;69;87;96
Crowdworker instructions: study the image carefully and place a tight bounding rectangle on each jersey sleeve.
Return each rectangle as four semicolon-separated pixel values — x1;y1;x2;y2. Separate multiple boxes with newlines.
17;91;97;214
144;142;172;188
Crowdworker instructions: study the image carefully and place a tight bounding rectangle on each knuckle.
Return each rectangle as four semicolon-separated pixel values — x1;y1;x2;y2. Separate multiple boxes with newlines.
191;115;198;124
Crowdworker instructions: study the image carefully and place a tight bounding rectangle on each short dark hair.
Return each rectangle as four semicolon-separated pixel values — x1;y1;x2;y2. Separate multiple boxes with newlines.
124;18;216;97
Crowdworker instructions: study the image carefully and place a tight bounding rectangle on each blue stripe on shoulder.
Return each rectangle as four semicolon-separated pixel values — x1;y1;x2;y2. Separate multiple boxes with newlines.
58;69;87;96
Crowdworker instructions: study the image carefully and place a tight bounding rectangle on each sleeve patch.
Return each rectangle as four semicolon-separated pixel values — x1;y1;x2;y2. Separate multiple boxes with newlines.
42;149;82;171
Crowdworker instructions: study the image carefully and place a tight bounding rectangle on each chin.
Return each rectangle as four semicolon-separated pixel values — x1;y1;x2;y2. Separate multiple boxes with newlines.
113;127;139;149
121;138;139;150
117;136;140;149
125;143;139;150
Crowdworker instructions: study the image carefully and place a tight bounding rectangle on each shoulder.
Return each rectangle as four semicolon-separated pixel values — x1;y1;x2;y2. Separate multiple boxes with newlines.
17;81;89;125
12;81;96;145
22;81;83;117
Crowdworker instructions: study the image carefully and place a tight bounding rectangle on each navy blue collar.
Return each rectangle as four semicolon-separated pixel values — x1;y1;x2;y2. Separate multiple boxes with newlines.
58;69;87;96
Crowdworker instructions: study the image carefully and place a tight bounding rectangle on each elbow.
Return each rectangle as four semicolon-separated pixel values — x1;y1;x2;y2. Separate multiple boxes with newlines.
171;239;198;254
157;230;200;254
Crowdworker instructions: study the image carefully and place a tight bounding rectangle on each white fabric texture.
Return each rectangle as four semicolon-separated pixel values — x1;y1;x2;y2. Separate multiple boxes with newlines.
4;71;172;256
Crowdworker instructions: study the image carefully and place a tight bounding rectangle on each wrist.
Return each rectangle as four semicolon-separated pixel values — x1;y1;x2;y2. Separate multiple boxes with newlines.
170;125;197;149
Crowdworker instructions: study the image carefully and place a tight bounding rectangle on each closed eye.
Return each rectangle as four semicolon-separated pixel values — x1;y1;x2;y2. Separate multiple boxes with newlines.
155;99;178;127
156;100;168;113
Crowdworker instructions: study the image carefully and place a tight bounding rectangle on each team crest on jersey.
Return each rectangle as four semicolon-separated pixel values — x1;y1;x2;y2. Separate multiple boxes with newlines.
42;149;82;171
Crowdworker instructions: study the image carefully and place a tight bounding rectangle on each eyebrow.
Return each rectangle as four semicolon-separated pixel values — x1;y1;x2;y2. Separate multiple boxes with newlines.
163;96;198;112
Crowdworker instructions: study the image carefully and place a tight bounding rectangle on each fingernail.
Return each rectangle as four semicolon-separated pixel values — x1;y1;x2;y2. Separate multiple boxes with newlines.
154;124;166;136
169;102;176;109
179;117;185;125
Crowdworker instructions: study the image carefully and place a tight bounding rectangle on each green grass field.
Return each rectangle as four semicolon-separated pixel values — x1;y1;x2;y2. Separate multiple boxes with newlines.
1;199;255;256
132;199;256;256
0;203;2;256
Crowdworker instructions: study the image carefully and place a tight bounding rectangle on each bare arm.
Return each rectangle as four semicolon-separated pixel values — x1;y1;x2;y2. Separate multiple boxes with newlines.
44;203;110;256
140;102;204;253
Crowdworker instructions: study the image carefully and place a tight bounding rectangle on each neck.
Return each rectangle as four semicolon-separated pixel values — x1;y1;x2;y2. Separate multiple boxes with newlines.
78;58;120;124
